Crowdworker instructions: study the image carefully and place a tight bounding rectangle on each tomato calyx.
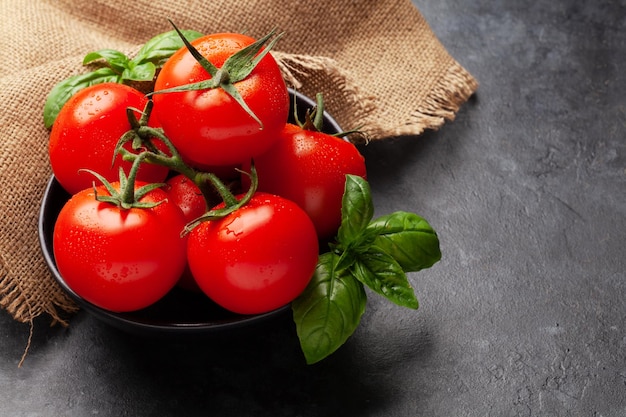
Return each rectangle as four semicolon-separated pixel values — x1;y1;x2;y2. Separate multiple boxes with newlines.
295;92;326;132
148;20;283;128
293;92;367;141
81;152;165;210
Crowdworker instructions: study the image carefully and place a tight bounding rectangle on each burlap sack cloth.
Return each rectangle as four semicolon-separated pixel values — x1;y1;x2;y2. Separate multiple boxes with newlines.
0;0;477;330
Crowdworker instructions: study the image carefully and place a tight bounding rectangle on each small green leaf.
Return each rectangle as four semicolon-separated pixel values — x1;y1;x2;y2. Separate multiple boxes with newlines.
43;67;120;128
334;249;356;274
337;175;374;245
43;28;206;129
133;29;204;66
292;252;367;364
351;248;419;309
366;212;441;272
122;62;156;82
83;49;130;74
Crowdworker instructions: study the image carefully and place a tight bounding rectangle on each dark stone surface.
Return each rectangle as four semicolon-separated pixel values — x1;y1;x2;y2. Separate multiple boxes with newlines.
2;0;625;415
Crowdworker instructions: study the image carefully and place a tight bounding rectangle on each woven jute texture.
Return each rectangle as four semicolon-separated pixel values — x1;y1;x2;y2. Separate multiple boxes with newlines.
0;0;477;326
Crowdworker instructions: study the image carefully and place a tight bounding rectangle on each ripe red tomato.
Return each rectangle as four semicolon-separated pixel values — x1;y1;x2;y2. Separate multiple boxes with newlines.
186;192;319;314
152;32;289;169
48;83;170;195
164;174;207;222
163;174;207;292
53;182;187;312
244;123;367;240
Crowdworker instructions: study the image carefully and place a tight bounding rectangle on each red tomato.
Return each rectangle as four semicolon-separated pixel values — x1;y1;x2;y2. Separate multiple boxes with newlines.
164;174;207;222
152;32;289;168
186;192;319;314
53;183;187;312
163;174;207;292
48;83;170;195
243;123;367;240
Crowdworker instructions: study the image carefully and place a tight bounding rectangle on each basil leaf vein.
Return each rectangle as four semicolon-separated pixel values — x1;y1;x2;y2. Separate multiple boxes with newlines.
366;212;442;272
292;252;367;364
351;247;419;309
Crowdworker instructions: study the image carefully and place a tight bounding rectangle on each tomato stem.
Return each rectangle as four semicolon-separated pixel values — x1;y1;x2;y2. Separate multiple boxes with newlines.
214;68;230;85
293;92;366;141
295;92;324;132
313;93;325;130
119;152;154;208
197;172;238;207
181;163;258;235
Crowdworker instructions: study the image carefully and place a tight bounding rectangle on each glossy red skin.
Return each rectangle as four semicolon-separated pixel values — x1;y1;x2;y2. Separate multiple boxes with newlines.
164;174;207;221
186;192;319;315
48;83;169;195
53;183;188;312
152;32;289;168
164;174;207;292
244;123;367;240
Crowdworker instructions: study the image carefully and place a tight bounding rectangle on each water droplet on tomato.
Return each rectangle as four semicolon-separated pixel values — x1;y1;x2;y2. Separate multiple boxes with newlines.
120;266;129;278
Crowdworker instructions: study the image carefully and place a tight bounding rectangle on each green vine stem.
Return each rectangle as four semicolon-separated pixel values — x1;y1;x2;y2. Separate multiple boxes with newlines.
115;100;256;224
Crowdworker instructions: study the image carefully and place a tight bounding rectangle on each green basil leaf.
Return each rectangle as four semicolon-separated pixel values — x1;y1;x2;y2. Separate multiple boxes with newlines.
133;29;204;66
334;249;356;274
122;62;156;82
337;175;374;245
43;67;120;129
351;247;419;309
365;212;441;272
83;49;130;74
292;252;367;364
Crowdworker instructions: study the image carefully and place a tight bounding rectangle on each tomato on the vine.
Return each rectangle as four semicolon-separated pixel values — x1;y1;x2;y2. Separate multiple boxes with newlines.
163;174;208;292
152;32;289;169
53;182;188;312
243;123;367;241
48;83;169;195
164;174;208;222
186;192;319;315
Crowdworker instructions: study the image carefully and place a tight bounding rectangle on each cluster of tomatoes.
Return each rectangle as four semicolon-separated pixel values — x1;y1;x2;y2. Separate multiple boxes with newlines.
48;31;367;315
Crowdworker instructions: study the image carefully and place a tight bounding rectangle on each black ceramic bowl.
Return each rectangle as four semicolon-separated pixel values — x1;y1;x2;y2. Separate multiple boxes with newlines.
38;89;342;335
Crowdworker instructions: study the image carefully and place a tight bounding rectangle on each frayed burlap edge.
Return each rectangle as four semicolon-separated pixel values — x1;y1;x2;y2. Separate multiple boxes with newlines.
1;252;78;367
275;52;478;141
274;52;377;141
0;263;78;326
394;61;479;138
